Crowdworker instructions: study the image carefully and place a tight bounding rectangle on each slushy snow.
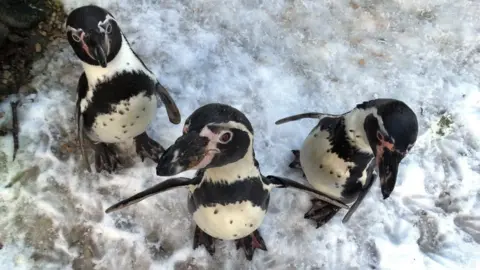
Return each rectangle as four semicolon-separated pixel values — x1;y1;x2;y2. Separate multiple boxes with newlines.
1;0;479;269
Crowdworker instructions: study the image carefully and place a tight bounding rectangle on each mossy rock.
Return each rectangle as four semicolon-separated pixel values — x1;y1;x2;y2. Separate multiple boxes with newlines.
436;114;453;136
0;0;48;29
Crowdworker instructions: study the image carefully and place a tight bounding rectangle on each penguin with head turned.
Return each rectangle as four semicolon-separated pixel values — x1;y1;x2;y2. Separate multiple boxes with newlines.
275;99;418;228
65;5;181;173
105;103;348;260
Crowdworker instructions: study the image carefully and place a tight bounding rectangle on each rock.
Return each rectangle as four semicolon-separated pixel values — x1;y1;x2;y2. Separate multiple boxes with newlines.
35;43;41;52
0;0;49;29
0;22;8;48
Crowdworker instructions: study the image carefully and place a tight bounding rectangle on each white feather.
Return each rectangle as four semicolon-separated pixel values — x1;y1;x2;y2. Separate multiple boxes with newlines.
80;35;156;113
193;201;266;240
300;110;378;202
88;92;157;143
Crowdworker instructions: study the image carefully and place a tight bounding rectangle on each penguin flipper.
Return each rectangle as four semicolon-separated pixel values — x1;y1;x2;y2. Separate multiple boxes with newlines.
105;177;199;213
342;172;377;223
275;112;339;125
155;83;181;124
76;73;91;172
263;175;349;209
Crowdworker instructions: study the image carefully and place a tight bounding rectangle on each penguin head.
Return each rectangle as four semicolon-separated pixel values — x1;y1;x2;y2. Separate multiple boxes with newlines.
362;99;418;199
66;5;122;68
156;103;254;176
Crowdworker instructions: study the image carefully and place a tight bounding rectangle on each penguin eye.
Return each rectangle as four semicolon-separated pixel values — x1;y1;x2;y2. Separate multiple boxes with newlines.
71;32;82;42
105;22;112;34
376;131;385;143
219;131;233;144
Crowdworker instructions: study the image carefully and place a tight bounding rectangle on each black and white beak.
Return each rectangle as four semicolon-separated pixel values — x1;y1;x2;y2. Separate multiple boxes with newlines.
69;26;110;67
155;131;214;176
84;29;109;67
156;125;233;176
375;131;405;199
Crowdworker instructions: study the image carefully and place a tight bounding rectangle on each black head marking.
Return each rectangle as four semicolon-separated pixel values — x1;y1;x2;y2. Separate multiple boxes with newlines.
363;99;418;154
207;125;251;168
157;103;255;176
362;99;418;199
183;103;254;134
66;5;122;66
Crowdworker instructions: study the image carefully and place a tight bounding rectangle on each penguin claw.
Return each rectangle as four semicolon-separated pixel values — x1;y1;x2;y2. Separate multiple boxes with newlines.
94;143;121;173
193;226;216;256
235;230;267;261
288;149;304;171
304;198;340;229
135;132;164;163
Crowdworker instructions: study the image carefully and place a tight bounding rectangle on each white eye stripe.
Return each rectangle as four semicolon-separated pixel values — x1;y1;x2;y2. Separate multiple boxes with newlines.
72;33;81;42
66;26;84;42
98;15;116;33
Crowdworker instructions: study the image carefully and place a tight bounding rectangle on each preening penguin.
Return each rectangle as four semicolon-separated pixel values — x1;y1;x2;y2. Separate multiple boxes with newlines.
275;99;418;228
65;5;181;173
105;103;348;260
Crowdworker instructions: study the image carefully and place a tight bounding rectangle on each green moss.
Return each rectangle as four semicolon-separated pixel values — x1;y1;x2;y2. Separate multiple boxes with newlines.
436;115;453;136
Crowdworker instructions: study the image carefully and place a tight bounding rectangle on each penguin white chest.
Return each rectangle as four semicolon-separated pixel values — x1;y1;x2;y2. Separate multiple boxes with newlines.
192;201;266;240
89;93;157;143
300;127;360;200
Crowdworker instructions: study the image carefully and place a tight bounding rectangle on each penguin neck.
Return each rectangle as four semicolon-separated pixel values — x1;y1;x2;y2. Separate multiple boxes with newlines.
204;144;259;183
343;107;378;154
81;35;155;87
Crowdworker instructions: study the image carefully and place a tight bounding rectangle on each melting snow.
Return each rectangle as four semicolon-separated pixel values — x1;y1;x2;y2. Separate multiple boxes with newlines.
1;0;479;269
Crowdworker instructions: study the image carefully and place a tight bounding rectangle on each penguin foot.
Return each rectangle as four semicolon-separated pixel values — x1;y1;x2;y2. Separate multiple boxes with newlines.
304;198;340;228
235;230;267;261
289;150;306;177
134;132;165;163
94;143;121;173
288;150;302;169
193;226;215;256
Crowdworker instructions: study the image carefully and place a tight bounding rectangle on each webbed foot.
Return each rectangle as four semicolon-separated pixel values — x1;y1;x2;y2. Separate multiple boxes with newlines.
304;198;340;228
235;230;267;260
289;149;305;177
193;226;216;256
134;132;164;162
93;142;121;173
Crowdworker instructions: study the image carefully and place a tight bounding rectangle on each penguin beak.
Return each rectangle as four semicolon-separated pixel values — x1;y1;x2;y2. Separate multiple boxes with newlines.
93;44;107;68
376;145;402;200
88;31;108;68
156;131;219;176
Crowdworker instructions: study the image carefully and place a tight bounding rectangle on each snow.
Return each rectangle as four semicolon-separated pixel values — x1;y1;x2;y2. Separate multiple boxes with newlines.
1;0;480;269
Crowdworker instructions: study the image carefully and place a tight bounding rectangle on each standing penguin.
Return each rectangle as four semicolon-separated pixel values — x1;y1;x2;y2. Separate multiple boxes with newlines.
65;5;181;173
274;99;418;228
105;103;348;260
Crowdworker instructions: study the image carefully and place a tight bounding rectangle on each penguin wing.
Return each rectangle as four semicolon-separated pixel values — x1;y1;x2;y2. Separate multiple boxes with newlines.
105;176;201;213
263;175;349;209
76;73;91;172
275;112;340;125
342;172;377;223
155;82;181;124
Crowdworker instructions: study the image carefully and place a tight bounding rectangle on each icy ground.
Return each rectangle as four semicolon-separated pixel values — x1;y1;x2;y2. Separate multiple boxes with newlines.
1;0;480;269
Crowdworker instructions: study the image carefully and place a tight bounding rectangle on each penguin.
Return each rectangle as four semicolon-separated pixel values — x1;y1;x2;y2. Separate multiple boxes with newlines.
274;99;418;228
65;5;181;173
105;103;348;260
